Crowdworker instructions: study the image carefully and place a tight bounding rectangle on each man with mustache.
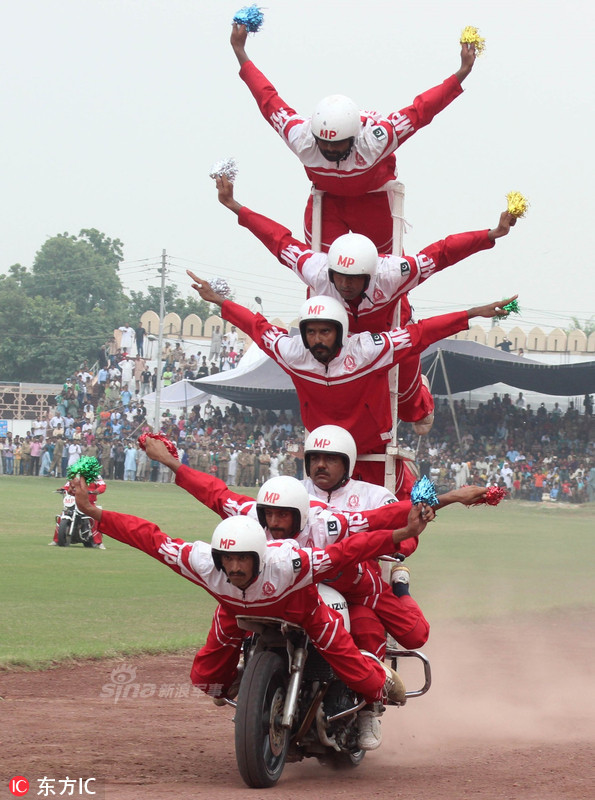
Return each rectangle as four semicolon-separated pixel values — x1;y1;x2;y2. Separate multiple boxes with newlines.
230;22;476;253
188;272;517;491
70;474;434;747
214;175;517;438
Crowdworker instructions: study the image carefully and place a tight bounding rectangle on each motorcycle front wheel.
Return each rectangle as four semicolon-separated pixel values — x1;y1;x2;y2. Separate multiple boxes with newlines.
234;650;290;788
57;519;71;547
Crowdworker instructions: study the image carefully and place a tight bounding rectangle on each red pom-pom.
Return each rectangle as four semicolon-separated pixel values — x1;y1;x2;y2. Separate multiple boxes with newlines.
138;433;179;460
474;486;507;506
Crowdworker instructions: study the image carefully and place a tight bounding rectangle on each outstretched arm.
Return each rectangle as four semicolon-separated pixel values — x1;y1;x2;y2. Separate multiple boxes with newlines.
467;295;518;320
454;42;476;84
488;211;517;242
216;175;242;216
230;22;250;67
186;271;226;307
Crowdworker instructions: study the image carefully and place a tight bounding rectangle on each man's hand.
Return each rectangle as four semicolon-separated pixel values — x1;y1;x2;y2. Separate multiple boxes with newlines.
230;23;250;66
186;271;226;307
488;211;517;242
455;42;476;83
71;476;102;522
467;295;518;319
436;485;488;508
144;437;180;473
216;175;242;215
392;504;428;545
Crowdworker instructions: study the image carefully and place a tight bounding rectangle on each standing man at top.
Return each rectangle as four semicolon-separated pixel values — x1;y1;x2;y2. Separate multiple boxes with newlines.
188;271;516;491
230;23;476;252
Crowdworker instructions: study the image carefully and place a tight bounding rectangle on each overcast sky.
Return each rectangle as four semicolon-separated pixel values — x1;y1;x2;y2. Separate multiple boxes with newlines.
2;0;594;333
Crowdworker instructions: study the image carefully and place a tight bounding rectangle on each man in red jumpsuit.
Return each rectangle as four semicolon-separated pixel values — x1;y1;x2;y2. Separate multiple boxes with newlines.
214;174;517;435
70;475;433;748
230;23;476;252
188;270;516;491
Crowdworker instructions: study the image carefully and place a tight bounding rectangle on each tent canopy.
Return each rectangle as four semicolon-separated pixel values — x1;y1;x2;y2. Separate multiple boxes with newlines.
421;340;595;396
141;379;210;409
193;340;299;410
192;339;595;409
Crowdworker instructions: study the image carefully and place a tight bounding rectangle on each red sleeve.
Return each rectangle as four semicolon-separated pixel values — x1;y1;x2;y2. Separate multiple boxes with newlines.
415;230;494;283
387;310;469;364
221;300;289;355
175;464;256;518
98;510;202;584
389;74;463;147
239;61;302;140
238;207;309;268
310;528;399;582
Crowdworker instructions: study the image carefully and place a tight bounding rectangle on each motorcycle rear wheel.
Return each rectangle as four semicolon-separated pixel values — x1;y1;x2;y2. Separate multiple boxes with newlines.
234;650;290;788
57;519;71;547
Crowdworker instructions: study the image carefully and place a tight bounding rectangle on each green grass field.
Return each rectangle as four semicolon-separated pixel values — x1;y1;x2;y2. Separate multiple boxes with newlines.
1;475;593;668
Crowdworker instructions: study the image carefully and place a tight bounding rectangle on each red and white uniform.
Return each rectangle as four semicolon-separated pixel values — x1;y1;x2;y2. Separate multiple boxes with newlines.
53;479;106;545
220;299;469;488
239;61;464;251
97;508;402;703
238;206;494;332
176;465;425;654
302;474;397;511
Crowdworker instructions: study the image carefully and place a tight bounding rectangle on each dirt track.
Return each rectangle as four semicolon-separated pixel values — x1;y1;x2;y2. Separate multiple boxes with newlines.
2;608;592;800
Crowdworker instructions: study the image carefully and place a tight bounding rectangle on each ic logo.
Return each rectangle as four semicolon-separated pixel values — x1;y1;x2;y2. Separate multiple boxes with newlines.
9;777;29;797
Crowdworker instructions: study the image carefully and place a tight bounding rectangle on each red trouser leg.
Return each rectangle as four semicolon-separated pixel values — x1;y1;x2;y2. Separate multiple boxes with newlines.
303;602;386;704
395;355;434;423
348;604;387;659
348;582;430;650
190;605;244;698
303;193;394;253
91;519;102;545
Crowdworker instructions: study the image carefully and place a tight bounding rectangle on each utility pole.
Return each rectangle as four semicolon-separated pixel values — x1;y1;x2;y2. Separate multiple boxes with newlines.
153;249;167;431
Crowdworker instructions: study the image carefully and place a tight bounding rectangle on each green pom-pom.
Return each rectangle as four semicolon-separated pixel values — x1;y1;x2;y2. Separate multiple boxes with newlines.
495;298;520;321
67;456;101;483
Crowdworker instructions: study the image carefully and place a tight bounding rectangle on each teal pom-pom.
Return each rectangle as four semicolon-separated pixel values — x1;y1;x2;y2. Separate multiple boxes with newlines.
410;476;439;507
233;5;264;32
67;456;101;483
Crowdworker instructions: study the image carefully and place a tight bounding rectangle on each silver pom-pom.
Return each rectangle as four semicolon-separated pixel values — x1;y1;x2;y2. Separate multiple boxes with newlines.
209;157;239;183
209;278;232;298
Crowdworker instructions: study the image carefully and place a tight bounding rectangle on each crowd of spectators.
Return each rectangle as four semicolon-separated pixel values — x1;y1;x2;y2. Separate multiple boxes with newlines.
408;393;594;503
1;344;593;503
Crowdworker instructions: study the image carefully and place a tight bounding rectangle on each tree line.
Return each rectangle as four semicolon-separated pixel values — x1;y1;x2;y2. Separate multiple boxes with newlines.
0;229;210;383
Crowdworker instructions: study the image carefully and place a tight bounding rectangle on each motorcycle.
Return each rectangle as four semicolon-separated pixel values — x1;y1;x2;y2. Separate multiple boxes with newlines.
224;584;431;788
54;488;96;547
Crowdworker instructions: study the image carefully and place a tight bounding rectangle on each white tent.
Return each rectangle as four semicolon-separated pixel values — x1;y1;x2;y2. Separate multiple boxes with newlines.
141;379;210;410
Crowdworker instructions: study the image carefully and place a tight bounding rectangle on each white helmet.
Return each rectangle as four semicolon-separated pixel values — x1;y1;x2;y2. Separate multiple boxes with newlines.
256;476;310;534
311;94;361;141
304;425;357;479
211;516;267;574
327;233;378;283
298;295;349;349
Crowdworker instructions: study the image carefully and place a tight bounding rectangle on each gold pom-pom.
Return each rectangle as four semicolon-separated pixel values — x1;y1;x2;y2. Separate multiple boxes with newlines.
460;26;486;55
507;191;529;218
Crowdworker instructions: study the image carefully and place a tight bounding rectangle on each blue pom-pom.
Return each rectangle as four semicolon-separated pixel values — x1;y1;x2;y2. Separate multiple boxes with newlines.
410;476;439;507
233;5;264;33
